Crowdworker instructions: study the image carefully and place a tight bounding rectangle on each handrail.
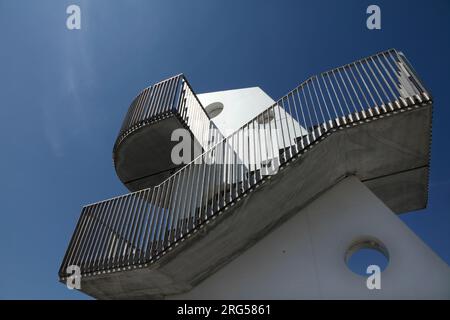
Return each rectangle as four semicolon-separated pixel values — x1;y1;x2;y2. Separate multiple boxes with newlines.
59;49;431;278
113;74;222;157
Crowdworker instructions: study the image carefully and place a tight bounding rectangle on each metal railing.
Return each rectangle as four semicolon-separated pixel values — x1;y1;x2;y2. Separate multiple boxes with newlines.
59;49;431;279
114;74;221;155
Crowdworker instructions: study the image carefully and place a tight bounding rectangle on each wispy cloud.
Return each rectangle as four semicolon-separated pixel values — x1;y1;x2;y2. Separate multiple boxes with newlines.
42;3;95;157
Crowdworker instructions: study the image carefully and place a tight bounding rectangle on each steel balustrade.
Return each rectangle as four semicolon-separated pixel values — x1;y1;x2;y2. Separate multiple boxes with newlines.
114;74;222;158
59;49;431;279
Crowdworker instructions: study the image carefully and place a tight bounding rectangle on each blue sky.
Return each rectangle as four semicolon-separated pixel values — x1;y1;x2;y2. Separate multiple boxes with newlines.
0;0;448;299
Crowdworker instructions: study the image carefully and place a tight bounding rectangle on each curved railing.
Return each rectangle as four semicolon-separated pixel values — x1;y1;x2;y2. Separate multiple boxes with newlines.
114;74;221;159
59;49;431;279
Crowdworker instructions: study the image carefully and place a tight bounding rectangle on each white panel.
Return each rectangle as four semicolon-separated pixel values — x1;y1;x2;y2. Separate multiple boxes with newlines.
169;177;450;299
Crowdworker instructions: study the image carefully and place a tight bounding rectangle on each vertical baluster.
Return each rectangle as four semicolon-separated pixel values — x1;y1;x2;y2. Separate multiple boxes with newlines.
134;190;150;264
294;87;310;146
124;191;143;265
186;158;199;231
172;76;184;110
311;76;329;130
343;66;367;119
135;88;150;124
379;53;406;107
235;131;241;196
90;199;115;272
150;82;164;118
396;51;426;99
144;187;161;261
226;135;233;202
216;138;224;210
129;190;151;265
221;136;227;201
118;193;139;267
191;159;203;227
152;181;169;255
157;77;172;116
353;62;377;116
336;69;359;120
269;105;281;169
285;94;299;154
177;82;188;122
113;194;133;268
166;172;181;245
122;96;136;134
98;199;120;270
164;77;178;114
142;85;156;119
306;79;323;135
209;131;219;212
301;82;317;140
62;207;89;276
264;107;276;168
105;196;126;269
203;132;214;216
242;124;250;191
247;122;253;188
227;132;234;200
330;70;353;122
171;77;182;115
370;56;397;110
141;86;155;121
357;60;383;114
154;80;169;117
320;74;340;127
325;72;347;124
315;75;333;128
180;165;193;235
71;206;94;272
160;178;174;249
287;91;303;149
107;195;129;269
83;202;108;272
364;58;391;112
77;204;101;272
251;119;258;184
129;91;144;128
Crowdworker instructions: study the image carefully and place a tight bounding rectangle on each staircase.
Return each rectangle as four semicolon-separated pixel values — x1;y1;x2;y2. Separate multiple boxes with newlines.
59;49;432;299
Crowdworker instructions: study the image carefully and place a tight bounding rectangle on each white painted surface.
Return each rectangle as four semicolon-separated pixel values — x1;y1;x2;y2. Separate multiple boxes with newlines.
198;87;307;141
170;177;450;299
198;87;275;135
198;87;308;174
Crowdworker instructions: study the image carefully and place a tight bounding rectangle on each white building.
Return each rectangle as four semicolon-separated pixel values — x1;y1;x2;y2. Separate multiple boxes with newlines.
59;49;450;299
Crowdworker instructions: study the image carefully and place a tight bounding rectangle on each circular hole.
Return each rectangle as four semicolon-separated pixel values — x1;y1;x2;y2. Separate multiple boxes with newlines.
345;239;389;276
204;102;224;119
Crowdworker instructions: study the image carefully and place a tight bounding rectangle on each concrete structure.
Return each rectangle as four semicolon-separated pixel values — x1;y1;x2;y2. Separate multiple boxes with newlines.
59;49;450;299
171;177;450;299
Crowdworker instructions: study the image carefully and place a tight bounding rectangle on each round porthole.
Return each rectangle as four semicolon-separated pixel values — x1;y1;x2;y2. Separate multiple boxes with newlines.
345;238;389;276
205;102;224;119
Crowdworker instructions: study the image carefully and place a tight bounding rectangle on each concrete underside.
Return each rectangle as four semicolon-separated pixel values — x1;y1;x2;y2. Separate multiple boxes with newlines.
114;115;199;191
79;103;432;299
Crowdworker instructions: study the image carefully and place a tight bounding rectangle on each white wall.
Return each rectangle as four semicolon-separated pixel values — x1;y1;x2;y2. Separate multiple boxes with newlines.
198;87;275;135
169;176;450;299
197;87;308;175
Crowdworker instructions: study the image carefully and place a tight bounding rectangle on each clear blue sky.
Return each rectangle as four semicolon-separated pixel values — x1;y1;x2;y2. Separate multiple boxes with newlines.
0;0;448;299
